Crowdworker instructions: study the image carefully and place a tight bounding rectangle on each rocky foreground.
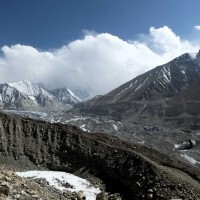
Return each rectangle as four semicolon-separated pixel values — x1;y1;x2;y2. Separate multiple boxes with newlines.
0;111;200;199
0;168;70;200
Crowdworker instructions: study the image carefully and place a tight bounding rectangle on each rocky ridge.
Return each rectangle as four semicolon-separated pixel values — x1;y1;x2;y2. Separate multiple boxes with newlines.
82;51;200;105
0;111;200;199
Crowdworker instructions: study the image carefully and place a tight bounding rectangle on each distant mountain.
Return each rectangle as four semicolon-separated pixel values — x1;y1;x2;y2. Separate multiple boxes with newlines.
80;51;200;107
0;79;81;111
73;89;90;100
50;87;82;106
74;51;200;121
172;80;200;102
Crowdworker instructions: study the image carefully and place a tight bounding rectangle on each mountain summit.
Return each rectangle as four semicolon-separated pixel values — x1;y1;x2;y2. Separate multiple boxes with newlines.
0;79;81;111
74;51;200;122
50;87;82;106
83;51;200;106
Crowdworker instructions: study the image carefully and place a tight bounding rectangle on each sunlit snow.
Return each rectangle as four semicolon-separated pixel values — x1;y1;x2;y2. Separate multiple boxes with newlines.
113;124;118;131
80;124;90;132
16;171;101;200
188;52;197;60
180;154;200;165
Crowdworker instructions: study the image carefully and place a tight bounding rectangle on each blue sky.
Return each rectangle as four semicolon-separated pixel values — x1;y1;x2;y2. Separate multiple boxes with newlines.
0;0;200;49
0;0;200;96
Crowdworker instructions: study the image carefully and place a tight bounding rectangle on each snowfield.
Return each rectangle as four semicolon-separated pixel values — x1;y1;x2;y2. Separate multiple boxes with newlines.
16;171;101;200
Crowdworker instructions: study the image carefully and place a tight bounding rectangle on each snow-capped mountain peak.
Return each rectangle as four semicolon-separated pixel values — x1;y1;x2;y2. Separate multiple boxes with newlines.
67;87;82;101
8;79;41;96
0;80;81;111
50;87;82;106
80;50;200;106
188;52;198;60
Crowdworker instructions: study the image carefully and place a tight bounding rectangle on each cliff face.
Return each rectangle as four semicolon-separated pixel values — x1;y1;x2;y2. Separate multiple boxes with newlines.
0;111;200;199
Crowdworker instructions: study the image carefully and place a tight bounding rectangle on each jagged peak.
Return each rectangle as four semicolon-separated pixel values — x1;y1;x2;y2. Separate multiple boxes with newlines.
51;86;82;102
196;49;200;59
180;50;200;61
8;79;41;96
9;79;35;87
176;52;195;61
188;52;198;60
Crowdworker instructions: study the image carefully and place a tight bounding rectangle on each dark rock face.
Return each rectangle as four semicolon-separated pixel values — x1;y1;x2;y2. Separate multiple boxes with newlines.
1;112;200;199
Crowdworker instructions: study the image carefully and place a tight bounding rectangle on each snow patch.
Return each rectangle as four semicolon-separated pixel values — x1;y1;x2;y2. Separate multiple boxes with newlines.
180;154;200;165
138;140;145;145
80;124;90;132
65;117;89;123
113;124;118;131
188;52;197;60
67;88;82;102
16;171;101;200
174;144;181;149
129;83;133;88
181;70;186;74
134;84;142;92
114;87;129;98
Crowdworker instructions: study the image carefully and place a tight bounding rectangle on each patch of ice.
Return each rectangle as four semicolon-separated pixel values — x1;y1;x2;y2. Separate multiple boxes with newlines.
113;124;118;131
160;66;171;83
16;171;101;200
80;124;90;132
5;110;47;118
105;119;114;123
181;70;186;74
174;144;181;149
180;154;200;165
92;118;99;124
65;117;89;123
114;87;129;98
134;84;142;92
67;88;82;102
29;96;36;101
138;141;145;145
162;72;170;82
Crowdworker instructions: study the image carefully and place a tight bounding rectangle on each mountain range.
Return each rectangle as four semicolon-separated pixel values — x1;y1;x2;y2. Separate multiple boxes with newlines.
81;51;200;105
0;79;82;111
75;50;200;121
1;51;200;199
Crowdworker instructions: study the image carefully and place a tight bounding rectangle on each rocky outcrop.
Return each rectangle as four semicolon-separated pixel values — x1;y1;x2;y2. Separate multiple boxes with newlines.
1;111;200;199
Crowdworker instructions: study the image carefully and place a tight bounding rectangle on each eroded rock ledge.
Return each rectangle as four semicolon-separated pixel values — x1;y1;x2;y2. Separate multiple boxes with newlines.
0;111;200;199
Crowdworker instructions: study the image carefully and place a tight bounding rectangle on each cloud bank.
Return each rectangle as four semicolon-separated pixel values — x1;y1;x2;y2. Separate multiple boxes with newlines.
194;25;200;31
0;26;199;97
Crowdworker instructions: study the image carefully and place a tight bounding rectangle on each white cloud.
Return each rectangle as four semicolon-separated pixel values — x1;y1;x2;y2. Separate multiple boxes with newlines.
0;26;199;98
194;25;200;31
